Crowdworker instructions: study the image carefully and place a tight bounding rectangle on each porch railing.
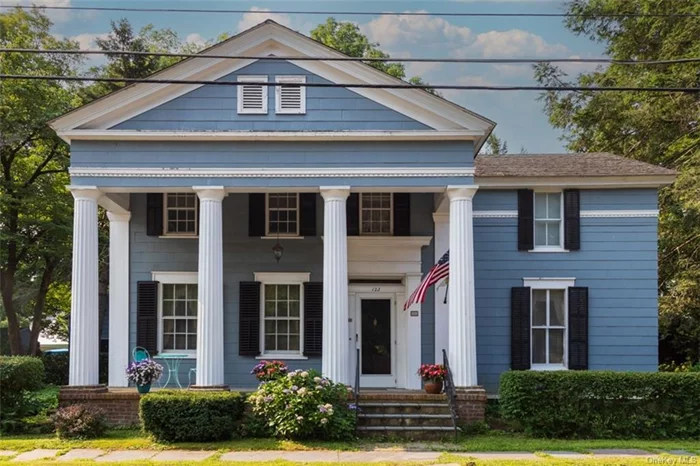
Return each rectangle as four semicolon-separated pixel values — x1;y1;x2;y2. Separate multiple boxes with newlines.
354;347;360;431
442;348;459;439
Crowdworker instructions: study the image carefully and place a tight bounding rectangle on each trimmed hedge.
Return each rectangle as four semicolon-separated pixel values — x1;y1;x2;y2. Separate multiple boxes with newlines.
500;370;700;439
0;356;45;429
42;352;109;385
140;390;245;442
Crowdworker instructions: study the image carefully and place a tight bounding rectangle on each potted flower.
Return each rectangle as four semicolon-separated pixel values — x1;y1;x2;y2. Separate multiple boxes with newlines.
417;364;447;394
251;360;288;382
125;359;163;394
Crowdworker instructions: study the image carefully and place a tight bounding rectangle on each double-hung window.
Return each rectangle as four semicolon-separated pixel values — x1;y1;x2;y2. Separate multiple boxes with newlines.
534;192;563;249
360;193;392;235
164;193;197;236
154;272;198;356
255;272;309;358
266;193;299;236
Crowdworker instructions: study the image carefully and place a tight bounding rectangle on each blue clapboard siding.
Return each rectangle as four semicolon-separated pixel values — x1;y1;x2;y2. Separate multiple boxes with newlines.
112;60;431;131
129;192;436;388
471;189;659;393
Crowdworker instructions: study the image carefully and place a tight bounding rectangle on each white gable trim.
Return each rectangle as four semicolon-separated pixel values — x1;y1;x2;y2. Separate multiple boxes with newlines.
50;22;494;137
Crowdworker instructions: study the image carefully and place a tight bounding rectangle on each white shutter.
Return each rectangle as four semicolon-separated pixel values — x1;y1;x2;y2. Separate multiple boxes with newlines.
275;76;306;114
237;76;268;114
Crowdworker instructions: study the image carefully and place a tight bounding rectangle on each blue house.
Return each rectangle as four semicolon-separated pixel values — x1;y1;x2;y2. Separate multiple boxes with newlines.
52;20;675;395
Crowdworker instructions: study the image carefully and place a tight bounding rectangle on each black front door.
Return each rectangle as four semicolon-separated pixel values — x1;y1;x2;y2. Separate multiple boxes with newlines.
360;299;393;380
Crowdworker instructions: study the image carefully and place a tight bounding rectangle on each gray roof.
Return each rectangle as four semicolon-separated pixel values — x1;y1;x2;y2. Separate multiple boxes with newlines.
475;152;677;178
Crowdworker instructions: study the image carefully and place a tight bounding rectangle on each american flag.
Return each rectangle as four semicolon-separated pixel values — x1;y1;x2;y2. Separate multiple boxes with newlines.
404;250;449;310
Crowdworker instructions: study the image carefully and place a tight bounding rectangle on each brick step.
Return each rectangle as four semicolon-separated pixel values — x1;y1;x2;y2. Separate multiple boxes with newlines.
357;402;451;416
357;393;447;403
358;415;454;428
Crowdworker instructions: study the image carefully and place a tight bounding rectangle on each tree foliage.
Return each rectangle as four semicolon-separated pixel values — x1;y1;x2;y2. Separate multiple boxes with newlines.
534;0;700;362
484;134;509;155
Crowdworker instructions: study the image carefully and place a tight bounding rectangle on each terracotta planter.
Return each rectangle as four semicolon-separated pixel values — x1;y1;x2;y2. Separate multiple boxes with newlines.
423;380;443;394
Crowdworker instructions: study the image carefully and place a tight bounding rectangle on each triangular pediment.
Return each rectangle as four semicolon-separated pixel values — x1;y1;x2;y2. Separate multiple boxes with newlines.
51;21;494;142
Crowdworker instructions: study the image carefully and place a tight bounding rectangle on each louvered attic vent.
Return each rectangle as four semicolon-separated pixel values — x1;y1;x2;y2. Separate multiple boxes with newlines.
275;76;306;114
237;76;268;114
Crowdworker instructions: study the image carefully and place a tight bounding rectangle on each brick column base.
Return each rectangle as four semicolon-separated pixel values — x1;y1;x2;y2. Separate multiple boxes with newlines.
58;386;141;427
454;386;487;425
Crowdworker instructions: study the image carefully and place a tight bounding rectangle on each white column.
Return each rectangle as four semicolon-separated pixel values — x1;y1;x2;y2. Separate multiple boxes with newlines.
320;187;350;385
194;187;227;387
433;213;450;363
69;187;102;386
107;211;131;387
447;186;479;387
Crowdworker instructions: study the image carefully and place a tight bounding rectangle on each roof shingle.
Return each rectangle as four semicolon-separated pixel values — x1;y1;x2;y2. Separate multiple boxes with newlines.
475;152;676;178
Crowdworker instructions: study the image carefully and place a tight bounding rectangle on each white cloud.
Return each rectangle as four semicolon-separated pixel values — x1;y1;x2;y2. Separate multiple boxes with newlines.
364;12;471;49
464;29;568;58
185;33;207;47
237;7;291;33
70;32;108;50
17;0;94;24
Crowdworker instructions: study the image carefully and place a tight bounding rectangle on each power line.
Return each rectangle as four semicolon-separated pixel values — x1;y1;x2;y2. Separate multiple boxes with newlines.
1;4;699;18
3;48;700;66
2;74;698;93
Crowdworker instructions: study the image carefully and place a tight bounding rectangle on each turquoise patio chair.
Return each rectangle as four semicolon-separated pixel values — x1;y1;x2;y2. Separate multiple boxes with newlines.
132;346;151;362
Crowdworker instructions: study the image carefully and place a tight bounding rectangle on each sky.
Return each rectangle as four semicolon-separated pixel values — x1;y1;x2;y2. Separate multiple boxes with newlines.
18;0;608;153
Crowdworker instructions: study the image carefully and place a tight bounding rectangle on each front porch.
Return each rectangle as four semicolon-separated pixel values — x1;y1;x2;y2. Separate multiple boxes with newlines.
66;186;479;392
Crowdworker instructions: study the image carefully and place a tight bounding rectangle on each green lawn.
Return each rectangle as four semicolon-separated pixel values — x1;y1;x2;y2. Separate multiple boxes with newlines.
1;429;698;454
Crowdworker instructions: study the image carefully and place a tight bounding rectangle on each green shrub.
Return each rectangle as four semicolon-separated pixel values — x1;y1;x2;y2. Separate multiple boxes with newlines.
42;352;109;385
53;405;107;439
248;369;356;440
500;370;700;439
0;356;45;420
140;390;245;442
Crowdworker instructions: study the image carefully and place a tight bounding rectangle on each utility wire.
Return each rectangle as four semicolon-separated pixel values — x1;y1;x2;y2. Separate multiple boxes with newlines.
3;48;700;66
1;4;699;18
2;74;699;93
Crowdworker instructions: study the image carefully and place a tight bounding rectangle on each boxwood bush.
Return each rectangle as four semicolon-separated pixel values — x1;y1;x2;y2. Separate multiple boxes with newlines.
500;370;700;439
0;356;45;432
140;390;245;442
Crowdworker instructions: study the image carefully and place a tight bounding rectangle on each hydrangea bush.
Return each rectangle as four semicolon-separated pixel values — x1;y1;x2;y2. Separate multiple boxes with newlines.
251;360;288;381
125;359;163;386
248;368;356;439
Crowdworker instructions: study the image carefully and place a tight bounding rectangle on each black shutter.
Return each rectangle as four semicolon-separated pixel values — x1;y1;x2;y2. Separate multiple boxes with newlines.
299;193;317;236
137;281;159;355
568;287;589;370
511;286;531;370
393;193;411;236
517;189;534;251
564;189;581;251
146;193;163;237
239;281;261;356
303;282;323;356
248;194;266;237
346;193;359;236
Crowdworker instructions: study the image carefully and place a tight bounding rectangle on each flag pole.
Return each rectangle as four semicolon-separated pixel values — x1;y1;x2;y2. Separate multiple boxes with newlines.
443;283;449;304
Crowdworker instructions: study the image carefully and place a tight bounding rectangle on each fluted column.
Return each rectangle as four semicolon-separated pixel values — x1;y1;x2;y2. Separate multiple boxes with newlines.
69;187;102;386
194;187;227;387
320;187;350;384
447;186;479;387
107;211;131;387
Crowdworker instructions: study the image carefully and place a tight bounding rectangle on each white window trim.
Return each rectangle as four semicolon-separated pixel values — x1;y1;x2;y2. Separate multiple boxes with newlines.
524;277;574;371
152;271;198;358
162;193;198;237
359;192;394;236
275;75;306;114
531;191;566;252
237;75;268;114
265;193;300;237
255;272;310;359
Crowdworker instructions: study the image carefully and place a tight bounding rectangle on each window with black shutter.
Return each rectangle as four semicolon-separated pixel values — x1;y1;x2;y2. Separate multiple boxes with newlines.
248;194;266;237
239;281;261;356
511;287;531;370
146;193;163;237
303;282;323;356
299;193;317;236
564;190;581;251
517;190;534;251
137;281;159;355
568;287;589;370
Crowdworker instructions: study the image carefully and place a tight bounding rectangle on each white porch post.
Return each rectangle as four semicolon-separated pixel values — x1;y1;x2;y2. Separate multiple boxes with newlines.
433;212;449;363
107;212;131;387
447;186;479;387
194;187;227;387
68;187;101;386
320;187;350;384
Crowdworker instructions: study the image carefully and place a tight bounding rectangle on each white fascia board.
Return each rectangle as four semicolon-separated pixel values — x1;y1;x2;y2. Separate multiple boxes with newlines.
59;130;482;143
50;23;493;135
476;175;676;188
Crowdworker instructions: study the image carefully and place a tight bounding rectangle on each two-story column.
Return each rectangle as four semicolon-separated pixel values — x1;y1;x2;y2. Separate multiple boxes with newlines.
194;187;227;387
447;186;479;387
107;211;131;387
320;187;350;385
69;187;102;386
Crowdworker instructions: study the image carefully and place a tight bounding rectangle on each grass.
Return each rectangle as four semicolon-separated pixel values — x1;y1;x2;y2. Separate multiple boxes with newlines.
1;429;699;455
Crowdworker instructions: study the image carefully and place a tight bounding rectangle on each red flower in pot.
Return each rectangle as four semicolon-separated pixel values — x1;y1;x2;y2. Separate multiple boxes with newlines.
417;364;447;394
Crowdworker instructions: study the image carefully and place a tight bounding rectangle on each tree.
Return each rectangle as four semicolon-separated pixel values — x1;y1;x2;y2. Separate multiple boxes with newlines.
534;0;700;363
0;8;83;354
484;134;509;155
